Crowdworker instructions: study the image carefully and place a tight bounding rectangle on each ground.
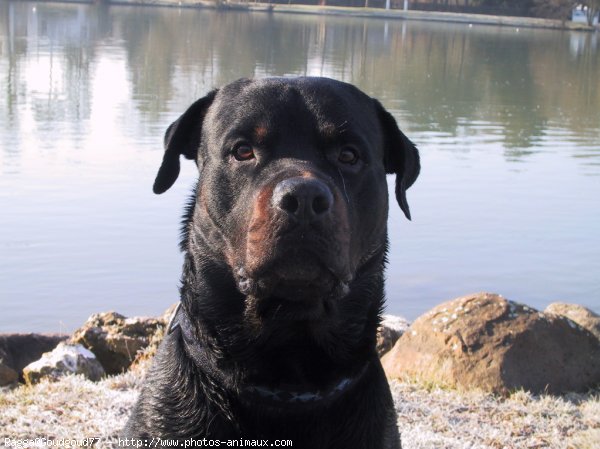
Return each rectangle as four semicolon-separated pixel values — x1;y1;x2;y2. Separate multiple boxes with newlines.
1;367;598;448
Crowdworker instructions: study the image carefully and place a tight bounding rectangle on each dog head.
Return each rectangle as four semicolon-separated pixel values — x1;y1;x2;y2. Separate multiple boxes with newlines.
154;77;419;325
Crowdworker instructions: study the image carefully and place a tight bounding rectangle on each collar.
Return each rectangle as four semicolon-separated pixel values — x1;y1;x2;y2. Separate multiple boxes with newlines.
167;303;369;407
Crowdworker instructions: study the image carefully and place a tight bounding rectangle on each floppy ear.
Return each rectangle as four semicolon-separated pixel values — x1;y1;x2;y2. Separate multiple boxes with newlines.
153;89;218;194
373;100;420;220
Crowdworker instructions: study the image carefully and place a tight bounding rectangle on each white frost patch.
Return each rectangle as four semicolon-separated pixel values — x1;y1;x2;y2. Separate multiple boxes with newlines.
382;315;411;333
76;345;96;359
26;343;96;373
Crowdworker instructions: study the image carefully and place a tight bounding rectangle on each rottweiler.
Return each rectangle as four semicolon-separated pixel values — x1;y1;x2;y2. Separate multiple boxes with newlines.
125;77;419;449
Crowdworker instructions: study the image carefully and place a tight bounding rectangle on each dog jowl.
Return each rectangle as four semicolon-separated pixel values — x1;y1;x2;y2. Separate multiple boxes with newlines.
126;77;419;448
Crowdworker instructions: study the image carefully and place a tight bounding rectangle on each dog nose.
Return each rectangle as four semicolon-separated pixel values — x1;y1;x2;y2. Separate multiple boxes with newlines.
272;177;333;223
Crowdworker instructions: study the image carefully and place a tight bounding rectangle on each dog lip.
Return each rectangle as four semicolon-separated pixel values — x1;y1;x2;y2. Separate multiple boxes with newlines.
273;221;318;238
252;251;346;281
235;260;352;299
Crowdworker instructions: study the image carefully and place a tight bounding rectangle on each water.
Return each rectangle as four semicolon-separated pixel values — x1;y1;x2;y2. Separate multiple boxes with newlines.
1;1;599;332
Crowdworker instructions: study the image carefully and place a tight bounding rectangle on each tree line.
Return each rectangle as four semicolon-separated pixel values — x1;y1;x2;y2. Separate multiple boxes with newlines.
270;0;600;23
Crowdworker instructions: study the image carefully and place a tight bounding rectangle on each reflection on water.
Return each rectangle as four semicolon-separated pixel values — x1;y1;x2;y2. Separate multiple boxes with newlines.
1;1;599;331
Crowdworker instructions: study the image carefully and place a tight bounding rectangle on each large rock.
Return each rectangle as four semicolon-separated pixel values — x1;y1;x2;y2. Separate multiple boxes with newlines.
0;333;67;385
377;315;410;357
128;303;177;371
545;303;600;341
382;293;600;394
70;312;164;374
0;363;18;386
22;342;105;385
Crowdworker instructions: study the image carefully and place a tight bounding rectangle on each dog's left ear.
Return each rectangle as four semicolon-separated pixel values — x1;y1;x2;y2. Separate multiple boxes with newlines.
373;99;420;220
153;89;218;194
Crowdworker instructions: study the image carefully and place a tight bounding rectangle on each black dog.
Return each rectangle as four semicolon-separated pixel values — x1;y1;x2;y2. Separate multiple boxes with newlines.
125;77;419;448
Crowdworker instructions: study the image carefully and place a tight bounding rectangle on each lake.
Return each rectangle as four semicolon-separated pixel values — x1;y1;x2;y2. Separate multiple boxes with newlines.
1;1;599;332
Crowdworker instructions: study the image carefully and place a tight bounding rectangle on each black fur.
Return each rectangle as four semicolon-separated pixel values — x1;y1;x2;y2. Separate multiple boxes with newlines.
125;77;419;448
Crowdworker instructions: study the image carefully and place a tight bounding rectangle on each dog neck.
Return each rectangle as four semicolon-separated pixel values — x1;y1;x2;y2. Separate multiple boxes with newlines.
167;302;371;408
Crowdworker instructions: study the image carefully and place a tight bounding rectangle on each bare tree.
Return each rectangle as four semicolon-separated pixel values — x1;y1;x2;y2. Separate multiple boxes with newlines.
531;0;575;20
585;0;600;25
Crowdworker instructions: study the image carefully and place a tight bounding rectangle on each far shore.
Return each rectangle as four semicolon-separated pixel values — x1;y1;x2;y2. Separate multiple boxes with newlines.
15;0;598;32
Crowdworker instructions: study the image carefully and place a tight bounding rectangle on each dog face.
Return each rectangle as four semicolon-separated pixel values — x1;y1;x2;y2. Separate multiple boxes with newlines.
154;77;419;324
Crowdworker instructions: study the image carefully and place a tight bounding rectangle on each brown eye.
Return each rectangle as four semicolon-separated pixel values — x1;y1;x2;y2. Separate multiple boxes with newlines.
338;147;359;165
233;144;254;161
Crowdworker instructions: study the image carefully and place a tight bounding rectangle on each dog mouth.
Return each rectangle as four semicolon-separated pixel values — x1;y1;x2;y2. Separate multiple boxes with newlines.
236;267;350;323
235;253;352;304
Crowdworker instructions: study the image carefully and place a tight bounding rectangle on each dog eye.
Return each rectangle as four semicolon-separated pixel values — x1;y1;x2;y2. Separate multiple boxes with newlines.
233;144;255;161
338;147;359;165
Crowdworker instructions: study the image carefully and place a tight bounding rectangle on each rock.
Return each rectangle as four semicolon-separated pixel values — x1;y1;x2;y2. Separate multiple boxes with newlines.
382;292;600;394
0;363;18;386
545;303;600;341
128;303;177;371
22;342;105;385
0;333;67;385
377;315;410;357
70;312;164;374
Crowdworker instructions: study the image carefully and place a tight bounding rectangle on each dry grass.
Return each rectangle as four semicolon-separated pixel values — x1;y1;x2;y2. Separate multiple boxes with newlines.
392;381;600;449
1;369;598;448
0;371;141;441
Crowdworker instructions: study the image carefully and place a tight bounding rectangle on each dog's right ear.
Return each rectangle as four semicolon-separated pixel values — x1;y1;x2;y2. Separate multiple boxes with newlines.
153;89;218;194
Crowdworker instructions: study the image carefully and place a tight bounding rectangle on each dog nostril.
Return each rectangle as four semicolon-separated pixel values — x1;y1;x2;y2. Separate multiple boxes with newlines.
280;194;299;214
312;195;330;215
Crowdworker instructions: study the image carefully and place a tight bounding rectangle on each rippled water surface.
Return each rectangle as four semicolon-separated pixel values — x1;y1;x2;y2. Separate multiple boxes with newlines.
1;1;599;331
